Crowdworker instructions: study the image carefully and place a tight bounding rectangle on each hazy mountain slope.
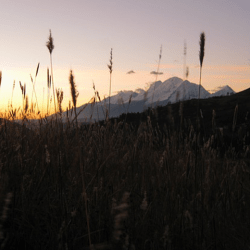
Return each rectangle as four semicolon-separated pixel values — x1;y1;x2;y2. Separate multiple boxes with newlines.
211;85;235;97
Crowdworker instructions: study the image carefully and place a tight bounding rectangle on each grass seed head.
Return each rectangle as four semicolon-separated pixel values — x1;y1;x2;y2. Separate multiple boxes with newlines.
46;29;54;54
107;48;113;74
69;70;79;108
199;32;205;67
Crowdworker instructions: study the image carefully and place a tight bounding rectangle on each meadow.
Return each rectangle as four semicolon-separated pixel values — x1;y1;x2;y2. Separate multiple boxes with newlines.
0;32;249;250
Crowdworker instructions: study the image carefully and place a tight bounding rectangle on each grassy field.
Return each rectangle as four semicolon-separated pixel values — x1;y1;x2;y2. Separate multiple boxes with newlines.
0;90;250;250
0;31;249;250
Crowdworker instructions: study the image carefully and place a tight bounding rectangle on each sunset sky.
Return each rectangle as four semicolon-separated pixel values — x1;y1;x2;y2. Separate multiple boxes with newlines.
0;0;249;114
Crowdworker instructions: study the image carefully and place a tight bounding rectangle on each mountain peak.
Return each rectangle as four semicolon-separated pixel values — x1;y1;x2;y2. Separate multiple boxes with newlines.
63;77;236;122
211;85;235;97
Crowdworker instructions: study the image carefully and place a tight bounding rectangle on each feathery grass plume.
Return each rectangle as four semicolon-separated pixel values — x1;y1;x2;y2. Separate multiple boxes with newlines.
198;32;205;100
46;29;54;54
46;30;56;114
108;48;113;118
56;88;64;114
69;70;79;122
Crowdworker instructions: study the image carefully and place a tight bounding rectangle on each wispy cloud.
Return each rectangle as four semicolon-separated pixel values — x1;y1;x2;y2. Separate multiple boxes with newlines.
150;71;163;75
126;70;135;74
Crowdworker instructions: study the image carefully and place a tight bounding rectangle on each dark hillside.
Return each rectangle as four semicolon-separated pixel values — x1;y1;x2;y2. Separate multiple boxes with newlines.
1;89;250;250
114;88;250;150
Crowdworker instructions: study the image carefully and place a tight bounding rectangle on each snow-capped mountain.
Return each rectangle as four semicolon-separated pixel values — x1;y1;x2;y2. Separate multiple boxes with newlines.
62;77;235;122
211;85;235;97
102;77;211;105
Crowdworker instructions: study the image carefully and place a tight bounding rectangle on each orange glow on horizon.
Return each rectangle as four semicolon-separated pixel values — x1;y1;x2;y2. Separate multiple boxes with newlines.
0;63;249;120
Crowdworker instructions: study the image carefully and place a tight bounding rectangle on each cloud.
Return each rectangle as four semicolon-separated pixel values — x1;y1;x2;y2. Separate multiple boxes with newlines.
126;70;135;74
150;71;163;75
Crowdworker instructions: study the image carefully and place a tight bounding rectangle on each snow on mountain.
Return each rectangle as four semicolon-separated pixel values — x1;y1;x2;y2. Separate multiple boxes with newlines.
172;80;211;101
106;90;139;104
127;77;184;103
104;77;211;105
211;85;235;97
61;77;235;122
146;77;184;104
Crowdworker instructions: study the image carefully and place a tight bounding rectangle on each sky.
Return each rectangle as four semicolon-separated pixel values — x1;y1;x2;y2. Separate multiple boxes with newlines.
0;0;249;115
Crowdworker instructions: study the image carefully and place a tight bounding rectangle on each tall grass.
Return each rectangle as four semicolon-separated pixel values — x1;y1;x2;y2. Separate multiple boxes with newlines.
108;48;113;119
0;108;249;250
46;30;56;114
69;69;79;123
199;32;205;100
0;31;249;250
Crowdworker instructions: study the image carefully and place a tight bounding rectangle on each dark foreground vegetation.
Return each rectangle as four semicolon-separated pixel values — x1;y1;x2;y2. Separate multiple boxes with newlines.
0;89;250;250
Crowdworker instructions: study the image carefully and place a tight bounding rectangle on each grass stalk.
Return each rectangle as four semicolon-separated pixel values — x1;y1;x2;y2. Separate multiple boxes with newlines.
46;30;56;115
151;45;162;106
69;70;79;124
108;48;113;119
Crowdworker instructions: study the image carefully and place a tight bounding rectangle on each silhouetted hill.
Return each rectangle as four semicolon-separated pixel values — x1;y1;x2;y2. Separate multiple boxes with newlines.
104;87;250;151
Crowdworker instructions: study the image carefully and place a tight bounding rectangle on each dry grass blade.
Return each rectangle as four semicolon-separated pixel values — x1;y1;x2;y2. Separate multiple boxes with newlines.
35;62;40;77
47;68;50;88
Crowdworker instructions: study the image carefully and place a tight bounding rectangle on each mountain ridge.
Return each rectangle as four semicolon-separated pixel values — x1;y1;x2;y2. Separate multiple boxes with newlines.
62;77;236;122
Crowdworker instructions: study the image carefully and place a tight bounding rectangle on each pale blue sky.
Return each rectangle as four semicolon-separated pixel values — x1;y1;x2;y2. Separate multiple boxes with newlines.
0;0;249;111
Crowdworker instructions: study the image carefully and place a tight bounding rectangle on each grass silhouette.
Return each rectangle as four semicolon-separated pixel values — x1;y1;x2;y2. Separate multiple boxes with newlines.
0;31;249;250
